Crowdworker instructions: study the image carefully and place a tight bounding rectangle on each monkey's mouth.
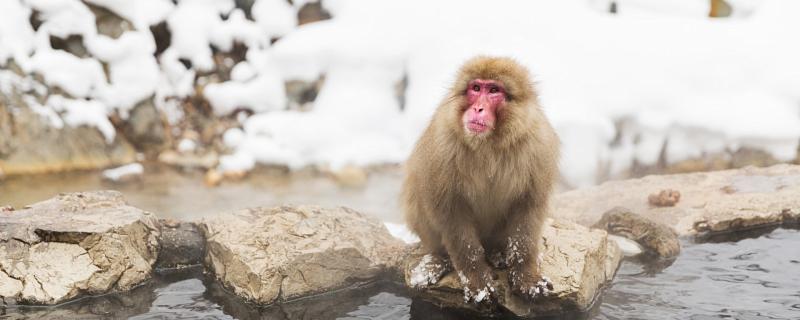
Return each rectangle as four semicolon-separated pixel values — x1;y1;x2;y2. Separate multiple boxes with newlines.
465;120;491;133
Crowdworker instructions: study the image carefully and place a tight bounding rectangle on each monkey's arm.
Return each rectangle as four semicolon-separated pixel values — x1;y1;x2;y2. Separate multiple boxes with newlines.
502;193;553;299
431;196;497;302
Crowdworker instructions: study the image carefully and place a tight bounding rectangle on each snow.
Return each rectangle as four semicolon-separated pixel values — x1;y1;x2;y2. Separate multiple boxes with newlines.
1;0;799;187
102;163;144;181
408;254;437;288
177;138;197;153
230;0;800;187
83;0;174;30
27;50;106;99
47;95;116;143
222;127;246;148
608;234;644;256
252;0;298;39
384;222;420;244
0;0;36;65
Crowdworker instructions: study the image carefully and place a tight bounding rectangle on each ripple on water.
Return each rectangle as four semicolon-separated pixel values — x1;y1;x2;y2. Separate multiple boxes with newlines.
598;228;800;320
3;229;799;319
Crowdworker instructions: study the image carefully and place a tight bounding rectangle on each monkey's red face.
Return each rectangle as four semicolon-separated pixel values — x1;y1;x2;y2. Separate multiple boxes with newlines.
463;79;506;135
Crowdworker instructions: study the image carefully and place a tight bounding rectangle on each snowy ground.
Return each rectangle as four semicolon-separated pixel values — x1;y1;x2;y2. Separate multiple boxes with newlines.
1;0;799;187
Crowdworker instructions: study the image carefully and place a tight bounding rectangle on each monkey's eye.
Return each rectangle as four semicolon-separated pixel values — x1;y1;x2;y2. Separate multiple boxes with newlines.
472;85;480;92
489;87;498;94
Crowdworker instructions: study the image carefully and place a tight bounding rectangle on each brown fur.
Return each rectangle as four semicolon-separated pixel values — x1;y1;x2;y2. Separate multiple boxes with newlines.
402;56;560;301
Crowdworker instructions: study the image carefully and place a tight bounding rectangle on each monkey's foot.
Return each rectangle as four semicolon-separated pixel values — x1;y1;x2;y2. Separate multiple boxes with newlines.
458;271;497;304
408;254;451;288
511;272;554;300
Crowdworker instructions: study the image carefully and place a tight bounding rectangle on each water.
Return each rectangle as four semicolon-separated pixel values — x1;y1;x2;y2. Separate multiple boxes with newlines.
2;168;799;319
0;164;403;222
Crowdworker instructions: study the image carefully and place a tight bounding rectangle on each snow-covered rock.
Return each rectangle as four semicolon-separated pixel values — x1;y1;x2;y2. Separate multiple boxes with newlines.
0;74;136;175
402;219;621;318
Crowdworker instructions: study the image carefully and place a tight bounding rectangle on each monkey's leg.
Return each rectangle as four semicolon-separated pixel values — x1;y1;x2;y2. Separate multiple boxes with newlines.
503;204;553;300
441;220;497;304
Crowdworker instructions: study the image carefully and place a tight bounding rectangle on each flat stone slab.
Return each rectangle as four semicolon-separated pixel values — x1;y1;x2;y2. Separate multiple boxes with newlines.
200;205;406;304
0;191;160;305
555;164;800;236
403;219;621;318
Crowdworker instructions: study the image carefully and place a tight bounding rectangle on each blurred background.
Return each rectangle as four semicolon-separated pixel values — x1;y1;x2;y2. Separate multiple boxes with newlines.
1;0;799;221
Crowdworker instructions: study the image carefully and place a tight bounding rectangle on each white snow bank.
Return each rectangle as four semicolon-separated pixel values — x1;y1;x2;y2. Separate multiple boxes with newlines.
0;0;36;65
47;95;116;143
27;50;106;98
228;0;800;187
252;0;298;39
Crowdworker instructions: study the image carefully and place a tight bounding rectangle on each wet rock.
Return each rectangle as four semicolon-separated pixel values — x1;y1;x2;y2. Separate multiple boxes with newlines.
200;205;406;304
0;81;137;176
403;219;621;318
155;221;205;271
593;207;680;258
0;191;160;305
648;189;681;207
556;164;800;237
122;98;168;152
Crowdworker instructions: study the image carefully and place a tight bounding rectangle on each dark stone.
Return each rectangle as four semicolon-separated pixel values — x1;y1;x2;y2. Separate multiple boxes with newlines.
298;1;331;25
86;2;133;39
155;221;206;270
49;35;89;58
122;98;168;152
150;21;171;57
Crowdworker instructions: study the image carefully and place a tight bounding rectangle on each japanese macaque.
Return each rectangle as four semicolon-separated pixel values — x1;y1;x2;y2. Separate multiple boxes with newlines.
402;56;559;303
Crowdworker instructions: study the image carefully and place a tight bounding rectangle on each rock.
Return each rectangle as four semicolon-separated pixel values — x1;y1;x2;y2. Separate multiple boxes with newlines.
297;2;332;25
200;205;406;304
593;207;680;258
648;189;681;207
158;150;218;170
86;2;134;39
0;80;137;176
285;78;322;111
403;219;621;318
49;35;89;58
204;168;223;186
122;98;168;152
329;165;368;188
0;191;160;305
555;164;800;237
155;220;205;271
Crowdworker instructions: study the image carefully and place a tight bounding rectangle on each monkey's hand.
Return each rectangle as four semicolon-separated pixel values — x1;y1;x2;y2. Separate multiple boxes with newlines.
510;270;554;301
458;271;497;304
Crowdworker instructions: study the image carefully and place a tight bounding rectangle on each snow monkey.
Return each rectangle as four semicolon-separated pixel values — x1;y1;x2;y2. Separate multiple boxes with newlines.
402;56;559;303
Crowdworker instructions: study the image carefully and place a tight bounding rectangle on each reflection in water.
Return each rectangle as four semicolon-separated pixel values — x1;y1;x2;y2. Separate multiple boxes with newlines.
597;228;800;320
4;228;798;319
2;168;799;319
0;164;404;222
